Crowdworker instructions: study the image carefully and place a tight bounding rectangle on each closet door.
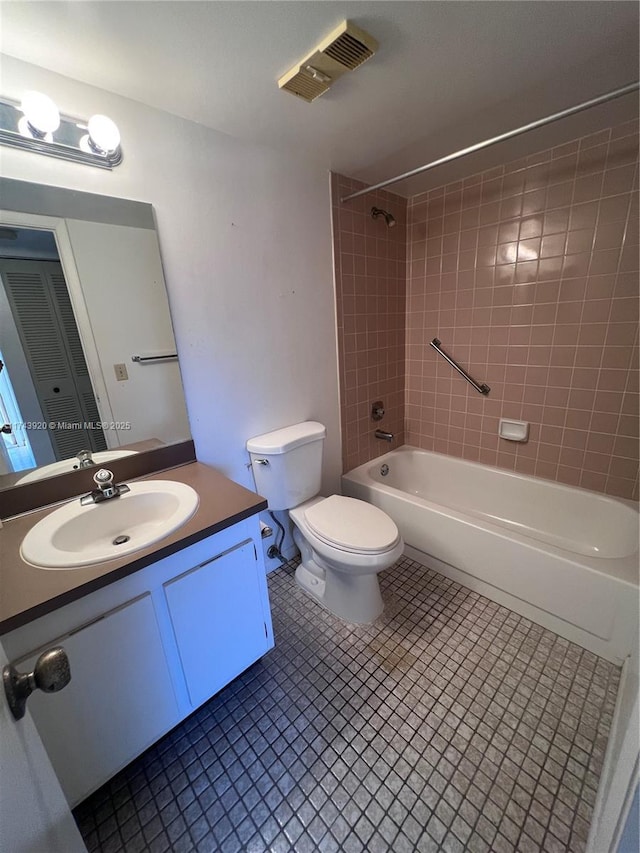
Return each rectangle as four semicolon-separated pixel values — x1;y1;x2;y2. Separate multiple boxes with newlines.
0;259;107;458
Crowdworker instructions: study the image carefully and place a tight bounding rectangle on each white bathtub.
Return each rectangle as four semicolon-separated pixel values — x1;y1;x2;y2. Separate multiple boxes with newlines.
342;447;639;663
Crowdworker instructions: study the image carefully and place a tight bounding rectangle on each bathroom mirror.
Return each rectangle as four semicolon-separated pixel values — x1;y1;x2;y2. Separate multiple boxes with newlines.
0;178;191;496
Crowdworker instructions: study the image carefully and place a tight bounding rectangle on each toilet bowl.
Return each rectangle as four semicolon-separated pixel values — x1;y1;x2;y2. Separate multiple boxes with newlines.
246;421;404;624
290;495;403;623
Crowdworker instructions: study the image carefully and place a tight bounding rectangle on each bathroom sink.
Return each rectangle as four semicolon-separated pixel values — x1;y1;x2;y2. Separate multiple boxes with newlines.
20;480;199;569
16;450;138;484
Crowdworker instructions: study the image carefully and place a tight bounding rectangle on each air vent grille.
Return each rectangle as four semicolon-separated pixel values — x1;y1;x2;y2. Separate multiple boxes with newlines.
278;20;377;102
324;31;374;70
281;68;332;102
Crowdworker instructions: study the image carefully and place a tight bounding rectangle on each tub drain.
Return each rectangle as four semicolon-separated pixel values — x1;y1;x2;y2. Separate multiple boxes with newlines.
112;534;130;546
380;464;389;476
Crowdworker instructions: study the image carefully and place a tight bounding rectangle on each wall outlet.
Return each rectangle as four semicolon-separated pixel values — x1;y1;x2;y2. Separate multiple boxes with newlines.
114;363;128;381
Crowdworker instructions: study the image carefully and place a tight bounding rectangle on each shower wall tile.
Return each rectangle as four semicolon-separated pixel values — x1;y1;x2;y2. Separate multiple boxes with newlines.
406;120;639;500
331;173;407;472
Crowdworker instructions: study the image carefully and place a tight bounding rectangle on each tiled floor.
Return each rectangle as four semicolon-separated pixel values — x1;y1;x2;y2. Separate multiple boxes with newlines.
74;557;620;853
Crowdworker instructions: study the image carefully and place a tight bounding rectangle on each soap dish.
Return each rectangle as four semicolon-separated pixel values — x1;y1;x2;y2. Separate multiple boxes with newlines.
499;419;529;442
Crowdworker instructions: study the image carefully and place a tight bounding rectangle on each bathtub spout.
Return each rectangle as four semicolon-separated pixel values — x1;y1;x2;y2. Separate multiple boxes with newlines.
375;429;394;442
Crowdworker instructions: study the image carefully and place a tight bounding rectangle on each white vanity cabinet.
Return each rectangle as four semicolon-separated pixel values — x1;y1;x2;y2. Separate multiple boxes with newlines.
19;594;179;807
2;516;273;807
165;541;271;708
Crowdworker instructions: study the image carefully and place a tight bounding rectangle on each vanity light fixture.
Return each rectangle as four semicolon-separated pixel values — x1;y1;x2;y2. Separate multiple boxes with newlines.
0;91;122;169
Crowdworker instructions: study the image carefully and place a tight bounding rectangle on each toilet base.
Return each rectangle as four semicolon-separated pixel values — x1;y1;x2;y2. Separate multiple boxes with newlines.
295;558;385;625
295;562;327;606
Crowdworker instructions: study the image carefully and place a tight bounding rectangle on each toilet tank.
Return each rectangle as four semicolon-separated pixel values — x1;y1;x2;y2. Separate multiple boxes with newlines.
246;421;326;510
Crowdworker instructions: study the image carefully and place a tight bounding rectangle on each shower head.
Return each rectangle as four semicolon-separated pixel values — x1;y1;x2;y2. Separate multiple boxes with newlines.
371;206;396;228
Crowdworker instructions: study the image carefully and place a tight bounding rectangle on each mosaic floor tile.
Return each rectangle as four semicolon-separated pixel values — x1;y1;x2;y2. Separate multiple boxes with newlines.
74;557;620;852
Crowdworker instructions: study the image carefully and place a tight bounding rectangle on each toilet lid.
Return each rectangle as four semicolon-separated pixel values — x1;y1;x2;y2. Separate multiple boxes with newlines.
304;495;399;554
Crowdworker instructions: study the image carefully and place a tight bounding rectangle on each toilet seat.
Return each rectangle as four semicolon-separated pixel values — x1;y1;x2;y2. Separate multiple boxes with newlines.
303;495;400;555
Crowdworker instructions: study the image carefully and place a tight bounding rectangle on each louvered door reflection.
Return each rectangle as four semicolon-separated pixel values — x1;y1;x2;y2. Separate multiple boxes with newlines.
0;260;107;460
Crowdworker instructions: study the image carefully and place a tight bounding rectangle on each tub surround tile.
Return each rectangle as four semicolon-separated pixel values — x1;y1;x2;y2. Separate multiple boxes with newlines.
75;557;619;853
333;119;638;501
406;120;639;500
331;173;407;473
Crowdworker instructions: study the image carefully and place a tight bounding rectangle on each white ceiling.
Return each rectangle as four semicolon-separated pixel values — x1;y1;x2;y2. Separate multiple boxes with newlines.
1;1;638;195
0;227;58;260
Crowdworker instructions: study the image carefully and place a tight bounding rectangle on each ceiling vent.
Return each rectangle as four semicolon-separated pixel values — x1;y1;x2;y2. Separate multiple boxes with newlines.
278;21;378;102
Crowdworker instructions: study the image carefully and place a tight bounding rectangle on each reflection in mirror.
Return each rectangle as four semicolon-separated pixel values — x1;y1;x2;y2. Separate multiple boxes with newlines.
0;230;109;471
0;180;191;492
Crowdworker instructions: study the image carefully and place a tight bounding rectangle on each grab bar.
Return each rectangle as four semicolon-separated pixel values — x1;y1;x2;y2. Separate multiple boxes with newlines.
430;338;490;395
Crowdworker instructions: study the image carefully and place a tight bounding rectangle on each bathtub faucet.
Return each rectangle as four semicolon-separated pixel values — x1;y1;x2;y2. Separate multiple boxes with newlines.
374;429;394;442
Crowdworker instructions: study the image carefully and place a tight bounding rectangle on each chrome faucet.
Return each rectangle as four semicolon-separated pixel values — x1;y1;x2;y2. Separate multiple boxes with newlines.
75;449;95;469
375;429;394;442
80;469;130;506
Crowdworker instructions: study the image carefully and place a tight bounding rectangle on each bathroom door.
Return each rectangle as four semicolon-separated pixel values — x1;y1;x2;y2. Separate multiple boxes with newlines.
0;640;86;852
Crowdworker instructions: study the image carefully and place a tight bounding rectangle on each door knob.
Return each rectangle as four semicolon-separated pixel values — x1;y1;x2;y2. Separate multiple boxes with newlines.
3;647;71;720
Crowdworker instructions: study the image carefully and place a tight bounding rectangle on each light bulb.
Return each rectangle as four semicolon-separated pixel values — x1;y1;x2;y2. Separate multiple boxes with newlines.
20;91;60;135
87;114;120;154
78;134;92;154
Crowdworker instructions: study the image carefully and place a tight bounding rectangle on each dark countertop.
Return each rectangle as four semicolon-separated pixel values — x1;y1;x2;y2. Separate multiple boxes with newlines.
0;463;266;634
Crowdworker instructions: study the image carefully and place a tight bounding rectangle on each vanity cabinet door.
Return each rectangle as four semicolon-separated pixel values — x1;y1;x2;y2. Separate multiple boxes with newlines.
164;540;270;709
20;593;179;807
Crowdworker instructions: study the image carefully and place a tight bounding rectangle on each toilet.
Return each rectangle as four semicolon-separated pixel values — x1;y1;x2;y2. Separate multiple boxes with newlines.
247;421;403;623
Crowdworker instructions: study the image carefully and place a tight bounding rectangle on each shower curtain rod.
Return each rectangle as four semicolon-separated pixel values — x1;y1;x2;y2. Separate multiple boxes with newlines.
340;81;639;203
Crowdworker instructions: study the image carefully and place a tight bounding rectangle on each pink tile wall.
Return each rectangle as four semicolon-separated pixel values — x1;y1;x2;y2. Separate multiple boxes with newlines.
331;173;407;472
406;120;639;499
